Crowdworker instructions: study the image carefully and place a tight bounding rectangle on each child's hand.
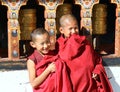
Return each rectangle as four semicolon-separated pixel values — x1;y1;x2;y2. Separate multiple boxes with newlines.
92;73;99;81
47;62;56;73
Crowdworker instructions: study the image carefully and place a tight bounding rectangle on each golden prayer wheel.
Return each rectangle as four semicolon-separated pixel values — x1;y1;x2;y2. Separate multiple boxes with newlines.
56;4;72;35
19;9;36;40
20;26;36;40
92;4;107;35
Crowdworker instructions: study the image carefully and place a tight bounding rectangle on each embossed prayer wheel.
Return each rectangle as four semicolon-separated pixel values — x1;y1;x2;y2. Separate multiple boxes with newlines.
56;4;72;35
92;4;107;35
19;9;36;40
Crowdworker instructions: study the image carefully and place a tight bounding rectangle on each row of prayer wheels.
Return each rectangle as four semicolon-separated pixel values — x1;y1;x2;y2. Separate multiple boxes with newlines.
19;4;107;40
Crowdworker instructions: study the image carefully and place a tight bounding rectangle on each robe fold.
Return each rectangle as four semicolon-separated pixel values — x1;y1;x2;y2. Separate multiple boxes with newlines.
28;50;73;92
57;34;113;92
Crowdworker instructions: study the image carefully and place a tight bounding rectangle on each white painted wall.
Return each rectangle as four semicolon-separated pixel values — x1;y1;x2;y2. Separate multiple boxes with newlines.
0;67;120;92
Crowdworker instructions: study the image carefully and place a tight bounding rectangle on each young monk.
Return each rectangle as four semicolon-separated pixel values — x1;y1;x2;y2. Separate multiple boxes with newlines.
56;14;113;92
27;28;73;92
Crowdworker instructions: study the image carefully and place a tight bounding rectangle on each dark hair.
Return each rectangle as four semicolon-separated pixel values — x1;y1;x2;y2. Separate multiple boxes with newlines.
30;28;49;42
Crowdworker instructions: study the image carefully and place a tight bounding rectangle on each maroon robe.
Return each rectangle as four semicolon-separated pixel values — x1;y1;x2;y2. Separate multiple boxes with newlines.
57;34;113;92
28;50;73;92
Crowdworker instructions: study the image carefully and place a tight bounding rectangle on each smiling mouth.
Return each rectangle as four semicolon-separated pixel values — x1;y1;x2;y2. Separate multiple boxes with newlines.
43;49;49;52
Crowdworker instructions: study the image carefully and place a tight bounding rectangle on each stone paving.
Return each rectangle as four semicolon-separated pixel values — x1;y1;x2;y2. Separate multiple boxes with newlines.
1;67;120;92
0;60;32;92
0;58;120;92
0;70;33;92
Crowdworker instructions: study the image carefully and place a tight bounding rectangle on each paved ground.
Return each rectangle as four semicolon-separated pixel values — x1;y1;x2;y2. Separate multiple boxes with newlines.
0;70;33;92
0;57;120;92
0;59;31;92
0;67;120;92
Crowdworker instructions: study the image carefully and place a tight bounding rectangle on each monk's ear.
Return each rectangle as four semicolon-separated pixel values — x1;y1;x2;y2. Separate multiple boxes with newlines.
59;26;64;34
30;41;36;48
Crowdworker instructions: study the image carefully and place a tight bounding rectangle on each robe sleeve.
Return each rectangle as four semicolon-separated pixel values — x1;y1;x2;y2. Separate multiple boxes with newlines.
92;51;103;74
92;50;113;92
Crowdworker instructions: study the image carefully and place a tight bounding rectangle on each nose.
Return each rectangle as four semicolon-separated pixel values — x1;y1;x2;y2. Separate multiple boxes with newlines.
71;29;76;34
43;43;48;48
43;43;50;49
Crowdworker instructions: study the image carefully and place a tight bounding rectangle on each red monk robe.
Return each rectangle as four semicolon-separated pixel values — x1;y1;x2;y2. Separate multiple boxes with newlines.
28;50;73;92
56;34;113;92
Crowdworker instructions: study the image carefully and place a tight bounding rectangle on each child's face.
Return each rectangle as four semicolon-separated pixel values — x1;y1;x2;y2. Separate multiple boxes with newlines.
59;20;79;38
31;33;51;55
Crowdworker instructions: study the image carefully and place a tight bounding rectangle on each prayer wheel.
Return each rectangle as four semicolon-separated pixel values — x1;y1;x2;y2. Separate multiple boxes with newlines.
56;4;72;35
19;9;36;40
92;4;107;35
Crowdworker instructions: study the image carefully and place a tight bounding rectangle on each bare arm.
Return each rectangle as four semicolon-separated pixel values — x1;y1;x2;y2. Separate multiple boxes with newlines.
27;59;56;88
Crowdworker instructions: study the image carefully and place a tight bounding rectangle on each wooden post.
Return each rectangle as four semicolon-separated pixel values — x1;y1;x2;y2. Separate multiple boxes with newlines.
2;0;28;60
111;0;120;57
75;0;99;44
116;5;120;57
39;0;64;50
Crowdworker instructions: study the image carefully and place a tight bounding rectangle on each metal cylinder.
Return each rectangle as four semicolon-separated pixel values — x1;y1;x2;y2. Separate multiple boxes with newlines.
19;9;36;40
56;4;72;35
92;4;107;35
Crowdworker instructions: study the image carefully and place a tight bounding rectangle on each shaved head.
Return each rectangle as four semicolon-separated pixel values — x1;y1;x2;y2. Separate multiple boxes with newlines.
59;14;78;27
59;14;79;38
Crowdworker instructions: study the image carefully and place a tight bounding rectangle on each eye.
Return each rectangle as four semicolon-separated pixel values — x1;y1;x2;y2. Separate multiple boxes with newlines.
46;40;50;44
75;27;78;30
40;42;44;45
69;28;72;31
